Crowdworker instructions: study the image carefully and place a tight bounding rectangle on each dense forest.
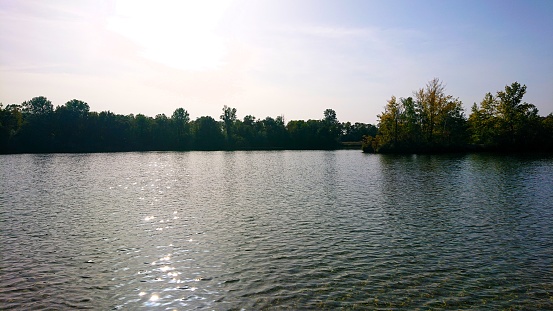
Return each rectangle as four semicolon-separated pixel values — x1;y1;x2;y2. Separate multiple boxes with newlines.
362;79;553;153
1;79;551;154
0;99;376;153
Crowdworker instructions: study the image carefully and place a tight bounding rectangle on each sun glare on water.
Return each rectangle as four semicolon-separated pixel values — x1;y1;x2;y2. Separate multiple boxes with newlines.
108;0;233;71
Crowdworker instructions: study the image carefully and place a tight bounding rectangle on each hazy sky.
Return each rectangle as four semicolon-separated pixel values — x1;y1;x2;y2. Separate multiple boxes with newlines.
1;0;552;123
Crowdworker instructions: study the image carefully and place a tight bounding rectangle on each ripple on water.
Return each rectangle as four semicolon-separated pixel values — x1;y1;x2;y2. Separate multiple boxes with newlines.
1;151;553;310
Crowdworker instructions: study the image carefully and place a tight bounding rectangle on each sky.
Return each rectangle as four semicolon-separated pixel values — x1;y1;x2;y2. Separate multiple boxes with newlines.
1;0;552;124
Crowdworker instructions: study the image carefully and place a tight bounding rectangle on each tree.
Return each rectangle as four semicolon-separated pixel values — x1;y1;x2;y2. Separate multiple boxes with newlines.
496;82;538;146
320;109;341;148
415;78;451;144
323;109;337;123
262;116;289;148
17;96;56;152
0;104;23;152
64;99;90;117
192;116;224;150
468;92;499;146
399;97;420;145
172;108;190;124
132;114;154;150
22;96;53;115
377;96;402;146
373;79;466;153
53;99;91;151
153;114;172;150
468;82;540;150
220;105;237;148
171;108;190;150
233;115;266;149
341;122;377;142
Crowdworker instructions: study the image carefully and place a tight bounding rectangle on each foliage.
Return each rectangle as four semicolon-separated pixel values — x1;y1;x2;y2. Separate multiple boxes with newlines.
1;82;551;154
1;99;371;153
367;79;467;153
468;82;544;151
364;79;551;154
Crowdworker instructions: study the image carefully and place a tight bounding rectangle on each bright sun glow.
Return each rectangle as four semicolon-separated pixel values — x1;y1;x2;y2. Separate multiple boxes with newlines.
108;0;233;71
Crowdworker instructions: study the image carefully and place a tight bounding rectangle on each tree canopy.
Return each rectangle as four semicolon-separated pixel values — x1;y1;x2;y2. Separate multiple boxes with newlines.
363;80;552;153
0;99;367;153
1;81;551;154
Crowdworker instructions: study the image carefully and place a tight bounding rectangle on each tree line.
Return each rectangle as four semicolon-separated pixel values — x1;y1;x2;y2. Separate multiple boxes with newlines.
0;99;376;153
362;79;553;153
1;79;551;154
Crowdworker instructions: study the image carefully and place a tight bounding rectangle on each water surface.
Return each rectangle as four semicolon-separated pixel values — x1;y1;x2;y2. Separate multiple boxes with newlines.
1;151;552;309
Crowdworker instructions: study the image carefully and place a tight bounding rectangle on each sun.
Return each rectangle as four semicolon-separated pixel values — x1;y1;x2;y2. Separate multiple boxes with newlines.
107;0;233;71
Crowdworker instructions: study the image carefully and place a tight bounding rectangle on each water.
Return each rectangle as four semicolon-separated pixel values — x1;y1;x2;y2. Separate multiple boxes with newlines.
1;150;552;310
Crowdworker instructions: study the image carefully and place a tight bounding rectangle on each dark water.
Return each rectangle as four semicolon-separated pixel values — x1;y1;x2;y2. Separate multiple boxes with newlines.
1;151;552;310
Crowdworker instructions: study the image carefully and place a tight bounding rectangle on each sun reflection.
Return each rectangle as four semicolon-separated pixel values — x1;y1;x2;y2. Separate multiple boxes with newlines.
167;271;179;277
149;293;159;301
144;216;155;221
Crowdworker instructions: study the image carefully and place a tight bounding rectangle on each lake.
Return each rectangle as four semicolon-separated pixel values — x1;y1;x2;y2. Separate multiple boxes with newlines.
1;150;552;310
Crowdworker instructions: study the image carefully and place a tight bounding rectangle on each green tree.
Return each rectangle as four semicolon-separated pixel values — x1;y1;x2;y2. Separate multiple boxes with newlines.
54;99;91;151
220;105;237;148
373;79;466;153
132;114;154;150
468;92;498;146
0;104;23;152
152;114;172;150
64;99;90;117
415;78;451;144
321;108;341;148
399;97;420;145
18;96;55;152
262;116;289;148
171;108;190;150
22;96;53;115
496;82;538;146
377;96;402;146
341;122;377;142
192;116;224;150
468;82;540;150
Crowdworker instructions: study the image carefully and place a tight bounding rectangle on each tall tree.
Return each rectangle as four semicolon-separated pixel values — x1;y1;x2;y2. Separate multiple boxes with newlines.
322;108;341;145
400;96;420;144
496;82;538;145
468;92;498;146
18;96;55;152
220;105;237;148
377;96;402;146
171;108;190;150
415;78;450;143
54;99;91;151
